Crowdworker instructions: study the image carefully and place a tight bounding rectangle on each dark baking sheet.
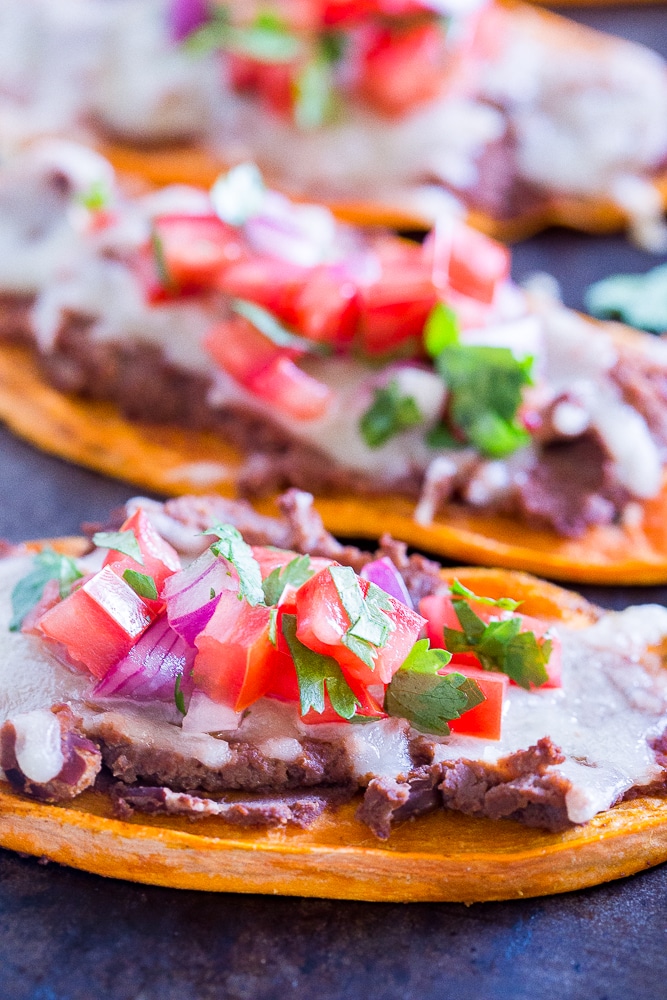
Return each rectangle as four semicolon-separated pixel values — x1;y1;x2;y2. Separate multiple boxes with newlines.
3;7;667;997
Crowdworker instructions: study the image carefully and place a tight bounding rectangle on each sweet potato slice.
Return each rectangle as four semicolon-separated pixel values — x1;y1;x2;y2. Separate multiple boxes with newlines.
98;2;667;243
0;342;665;584
1;548;666;902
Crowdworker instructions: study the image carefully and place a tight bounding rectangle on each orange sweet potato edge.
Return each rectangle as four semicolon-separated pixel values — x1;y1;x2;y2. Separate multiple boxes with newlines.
98;0;667;245
2;548;667;902
0;340;666;585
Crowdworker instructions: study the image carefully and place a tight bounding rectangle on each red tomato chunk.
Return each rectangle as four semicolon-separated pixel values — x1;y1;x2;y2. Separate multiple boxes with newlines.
295;566;425;686
419;593;561;688
194;591;277;711
35;566;159;678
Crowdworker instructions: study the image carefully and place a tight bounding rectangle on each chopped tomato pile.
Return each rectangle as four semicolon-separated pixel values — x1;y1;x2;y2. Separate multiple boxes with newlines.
176;1;476;125
15;513;559;740
137;162;511;427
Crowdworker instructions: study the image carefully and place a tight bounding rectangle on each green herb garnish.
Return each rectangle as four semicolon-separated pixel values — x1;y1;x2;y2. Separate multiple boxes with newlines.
185;8;302;62
585;264;667;335
385;669;484;736
444;601;551;690
203;524;264;606
10;549;83;631
282;613;359;720
359;379;423;448
424;302;533;459
174;674;186;716
268;607;279;647
398;637;452;674
262;555;313;606
329;565;395;669
122;570;158;601
449;579;521;612
91;529;143;565
77;180;111;212
150;229;177;292
231;298;329;355
293;53;336;130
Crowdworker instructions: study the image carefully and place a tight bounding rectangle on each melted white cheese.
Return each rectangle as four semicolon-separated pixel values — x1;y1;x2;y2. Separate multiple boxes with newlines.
431;607;667;823
2;544;667;823
13;708;64;783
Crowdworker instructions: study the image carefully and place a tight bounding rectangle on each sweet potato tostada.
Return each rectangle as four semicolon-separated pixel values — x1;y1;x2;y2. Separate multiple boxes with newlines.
2;493;667;902
3;143;667;583
2;1;667;244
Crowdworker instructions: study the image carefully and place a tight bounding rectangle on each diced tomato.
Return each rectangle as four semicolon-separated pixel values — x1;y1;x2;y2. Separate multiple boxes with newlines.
208;314;334;419
35;565;158;678
358;23;448;117
193;591;277;711
251;546;335;582
247;355;334;421
424;225;510;306
358;238;436;354
266;608;386;722
227;53;296;118
323;0;433;27
152;214;246;291
419;593;561;688
217;257;309;325
291;265;359;348
295;566;425;686
445;666;507;740
102;508;181;595
204;315;286;385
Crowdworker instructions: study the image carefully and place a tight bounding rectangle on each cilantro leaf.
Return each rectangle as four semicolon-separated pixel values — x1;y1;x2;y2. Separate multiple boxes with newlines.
122;570;158;601
92;529;144;565
77;180;111;212
231;299;328;355
184;9;302;62
399;637;452;674
262;555;313;606
585;264;667;335
268;607;278;647
282;614;359;720
329;565;395;669
423;301;459;356
359;379;423;449
149;229;177;293
444;601;551;690
424;304;533;459
174;674;186;716
435;345;533;458
385;669;484;736
294;53;336;130
203;524;264;606
449;578;521;612
10;549;83;632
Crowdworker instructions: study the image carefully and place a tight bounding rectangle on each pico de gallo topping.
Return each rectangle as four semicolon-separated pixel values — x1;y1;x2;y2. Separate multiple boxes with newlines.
139;162;532;465
173;0;472;126
11;510;559;740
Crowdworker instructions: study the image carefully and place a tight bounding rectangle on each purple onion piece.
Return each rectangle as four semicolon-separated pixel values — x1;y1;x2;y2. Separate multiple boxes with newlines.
92;616;195;702
168;0;210;42
360;557;413;609
164;548;237;645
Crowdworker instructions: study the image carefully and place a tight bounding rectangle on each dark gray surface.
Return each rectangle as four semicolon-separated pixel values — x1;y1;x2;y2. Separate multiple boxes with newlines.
3;7;667;999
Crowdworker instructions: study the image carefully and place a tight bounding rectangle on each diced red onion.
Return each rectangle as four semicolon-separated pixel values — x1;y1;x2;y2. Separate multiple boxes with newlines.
168;0;209;41
92;616;195;701
182;690;241;733
244;192;337;267
163;548;237;645
360;557;413;609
